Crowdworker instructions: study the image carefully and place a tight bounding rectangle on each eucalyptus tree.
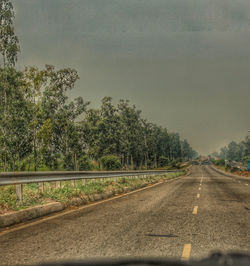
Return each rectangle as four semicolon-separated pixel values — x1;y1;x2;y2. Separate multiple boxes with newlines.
98;97;121;157
117;99;144;169
0;0;19;67
81;108;102;161
0;67;31;171
168;133;182;161
23;66;46;170
23;65;88;170
0;0;19;170
41;65;88;170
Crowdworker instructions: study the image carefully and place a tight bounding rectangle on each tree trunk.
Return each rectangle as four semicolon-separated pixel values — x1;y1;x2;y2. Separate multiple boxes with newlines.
3;88;7;171
3;153;7;172
154;154;157;169
33;130;38;171
130;155;134;170
74;153;77;171
12;158;15;172
18;154;21;171
139;159;143;170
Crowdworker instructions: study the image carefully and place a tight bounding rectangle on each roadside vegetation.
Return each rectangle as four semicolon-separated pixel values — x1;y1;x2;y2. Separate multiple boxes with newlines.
210;138;250;167
211;158;250;178
210;134;250;177
0;171;185;214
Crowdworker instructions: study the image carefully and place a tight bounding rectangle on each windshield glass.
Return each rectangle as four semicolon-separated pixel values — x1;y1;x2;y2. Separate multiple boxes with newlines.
0;0;249;265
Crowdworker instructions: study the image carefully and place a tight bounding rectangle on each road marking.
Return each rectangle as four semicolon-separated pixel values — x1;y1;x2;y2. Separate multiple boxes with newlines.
197;194;200;198
199;187;201;190
181;244;191;260
0;175;185;237
193;206;198;214
246;183;249;186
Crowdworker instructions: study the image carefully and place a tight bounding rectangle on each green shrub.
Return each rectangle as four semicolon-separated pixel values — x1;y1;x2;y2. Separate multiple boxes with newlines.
100;155;121;170
215;159;225;166
170;160;177;168
78;155;94;170
158;156;169;167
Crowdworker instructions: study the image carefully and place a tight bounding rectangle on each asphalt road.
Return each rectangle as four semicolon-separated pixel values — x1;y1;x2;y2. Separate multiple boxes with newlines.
0;165;250;265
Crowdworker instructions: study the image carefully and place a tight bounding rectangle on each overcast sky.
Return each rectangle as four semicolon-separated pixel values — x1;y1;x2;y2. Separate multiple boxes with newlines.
13;0;250;155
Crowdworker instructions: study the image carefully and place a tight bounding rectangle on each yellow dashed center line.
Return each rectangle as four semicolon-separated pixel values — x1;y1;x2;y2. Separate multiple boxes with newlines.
199;187;201;190
197;193;200;198
181;244;192;260
193;206;198;215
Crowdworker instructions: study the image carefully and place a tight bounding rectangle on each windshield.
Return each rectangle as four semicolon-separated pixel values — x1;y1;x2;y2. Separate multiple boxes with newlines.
0;0;249;265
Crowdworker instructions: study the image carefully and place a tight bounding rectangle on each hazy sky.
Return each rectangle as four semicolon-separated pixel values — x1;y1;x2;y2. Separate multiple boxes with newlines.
13;0;250;155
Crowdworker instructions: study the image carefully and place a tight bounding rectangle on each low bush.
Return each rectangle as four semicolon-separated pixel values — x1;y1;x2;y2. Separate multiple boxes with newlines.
158;156;169;167
100;155;121;170
215;159;225;166
78;155;94;170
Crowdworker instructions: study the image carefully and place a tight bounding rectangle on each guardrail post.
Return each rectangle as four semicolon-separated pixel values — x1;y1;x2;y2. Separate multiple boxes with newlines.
56;181;61;189
82;179;86;186
39;182;44;193
71;180;75;187
16;184;23;201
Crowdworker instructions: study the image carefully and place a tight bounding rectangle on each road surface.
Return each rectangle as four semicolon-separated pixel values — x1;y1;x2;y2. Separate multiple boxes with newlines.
0;165;249;265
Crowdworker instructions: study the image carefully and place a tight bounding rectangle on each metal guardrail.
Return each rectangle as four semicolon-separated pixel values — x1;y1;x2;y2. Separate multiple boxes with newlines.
0;170;180;186
0;170;182;201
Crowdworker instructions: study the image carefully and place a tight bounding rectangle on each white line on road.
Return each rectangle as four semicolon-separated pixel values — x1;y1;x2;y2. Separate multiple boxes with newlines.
181;244;192;260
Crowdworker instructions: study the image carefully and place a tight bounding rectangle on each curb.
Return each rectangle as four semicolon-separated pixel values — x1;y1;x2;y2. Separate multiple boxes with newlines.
0;202;64;228
0;174;184;229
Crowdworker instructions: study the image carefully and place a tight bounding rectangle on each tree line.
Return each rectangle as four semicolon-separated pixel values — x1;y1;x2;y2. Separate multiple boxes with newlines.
0;0;198;171
212;137;250;164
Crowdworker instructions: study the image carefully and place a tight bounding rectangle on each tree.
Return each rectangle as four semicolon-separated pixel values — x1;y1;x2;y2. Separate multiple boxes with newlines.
0;0;19;67
117;99;144;169
169;133;182;161
40;65;88;170
0;0;19;170
0;67;32;171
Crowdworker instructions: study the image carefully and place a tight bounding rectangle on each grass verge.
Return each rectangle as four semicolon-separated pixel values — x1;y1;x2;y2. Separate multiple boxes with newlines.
0;171;185;214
